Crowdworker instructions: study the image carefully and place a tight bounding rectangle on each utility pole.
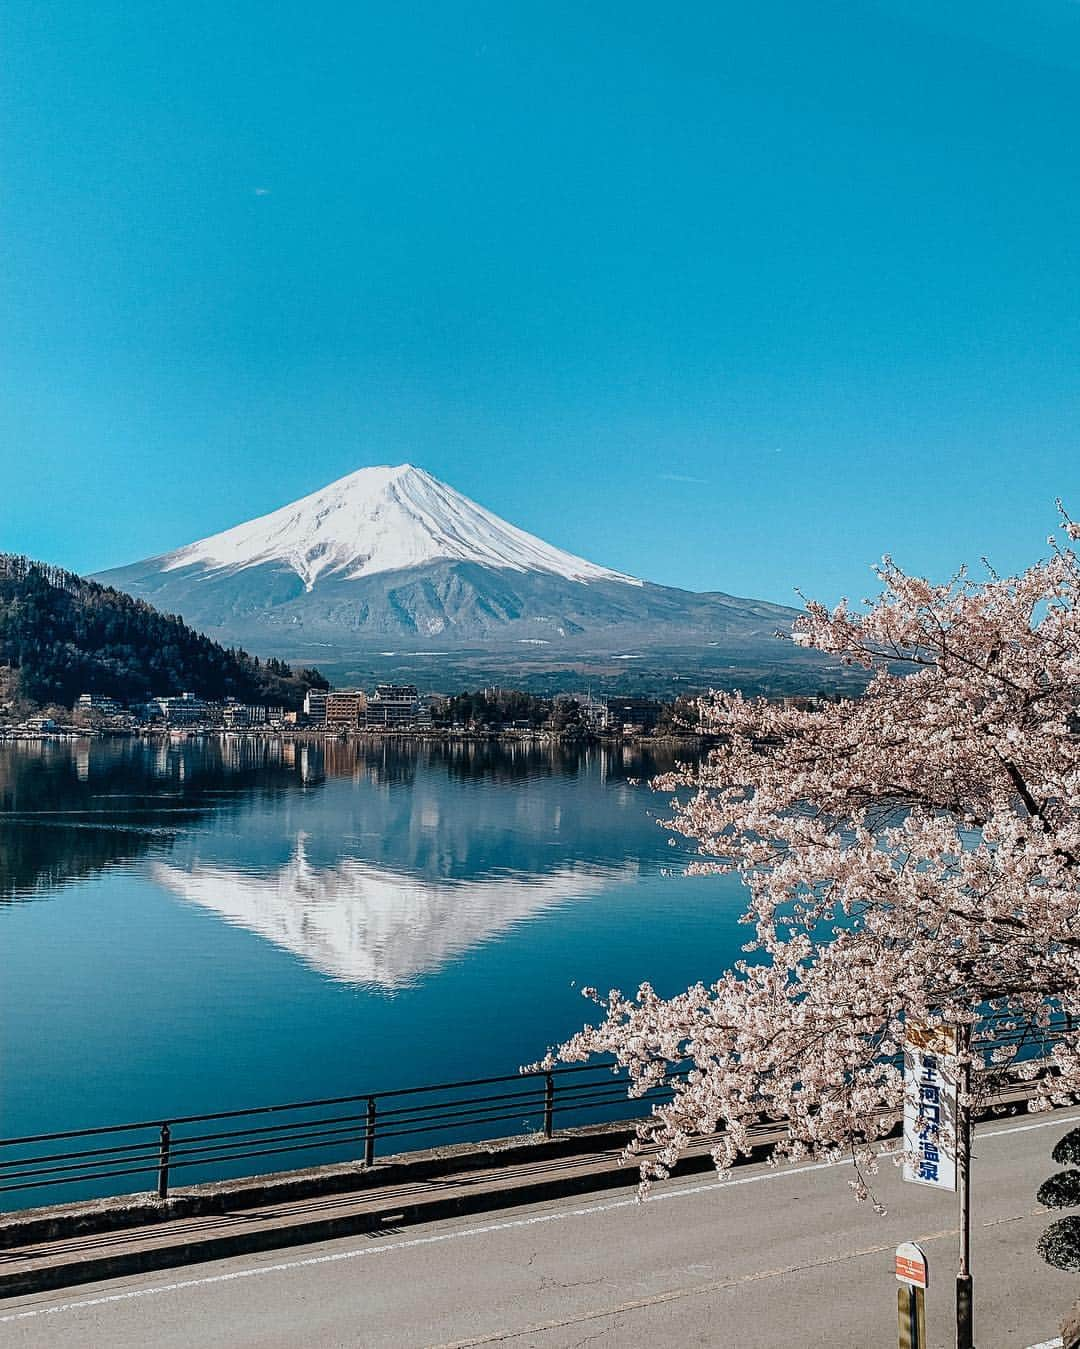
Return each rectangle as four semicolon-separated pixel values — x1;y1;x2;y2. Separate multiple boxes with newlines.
956;1025;974;1349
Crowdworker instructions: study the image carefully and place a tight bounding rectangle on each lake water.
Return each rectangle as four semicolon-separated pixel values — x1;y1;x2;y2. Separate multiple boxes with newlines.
0;736;747;1202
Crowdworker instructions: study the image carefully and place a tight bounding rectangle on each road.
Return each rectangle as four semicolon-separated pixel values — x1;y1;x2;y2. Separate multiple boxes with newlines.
1;1111;1077;1348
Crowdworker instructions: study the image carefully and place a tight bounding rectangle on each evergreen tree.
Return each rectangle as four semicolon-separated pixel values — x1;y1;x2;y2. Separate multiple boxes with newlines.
0;554;325;710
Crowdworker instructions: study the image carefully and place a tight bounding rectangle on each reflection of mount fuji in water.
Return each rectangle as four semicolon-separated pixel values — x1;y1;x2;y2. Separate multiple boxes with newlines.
153;837;633;988
0;736;309;901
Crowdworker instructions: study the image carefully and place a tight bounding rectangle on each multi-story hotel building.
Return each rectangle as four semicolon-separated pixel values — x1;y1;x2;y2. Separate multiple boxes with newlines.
325;691;368;728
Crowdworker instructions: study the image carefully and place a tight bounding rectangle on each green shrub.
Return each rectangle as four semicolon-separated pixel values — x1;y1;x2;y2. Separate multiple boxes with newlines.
1038;1216;1080;1271
1039;1170;1080;1211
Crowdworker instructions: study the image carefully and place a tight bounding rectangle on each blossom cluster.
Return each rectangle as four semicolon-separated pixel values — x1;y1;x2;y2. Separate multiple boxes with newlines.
545;510;1080;1196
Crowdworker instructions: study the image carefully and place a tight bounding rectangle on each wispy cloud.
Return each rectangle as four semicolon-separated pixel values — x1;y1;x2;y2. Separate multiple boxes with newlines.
253;187;271;196
659;472;710;485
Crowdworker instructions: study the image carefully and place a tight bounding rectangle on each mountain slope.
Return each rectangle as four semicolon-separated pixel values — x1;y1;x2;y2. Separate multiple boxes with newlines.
0;554;324;709
97;552;796;643
93;465;824;687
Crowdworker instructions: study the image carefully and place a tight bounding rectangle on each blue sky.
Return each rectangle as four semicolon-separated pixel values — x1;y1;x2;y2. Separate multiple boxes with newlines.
2;1;1079;605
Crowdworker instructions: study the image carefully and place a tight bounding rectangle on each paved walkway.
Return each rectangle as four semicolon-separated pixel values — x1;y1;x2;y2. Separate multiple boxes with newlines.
0;1128;740;1297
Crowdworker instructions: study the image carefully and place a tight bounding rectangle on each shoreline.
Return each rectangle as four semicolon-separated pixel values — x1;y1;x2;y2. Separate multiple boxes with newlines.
0;725;712;748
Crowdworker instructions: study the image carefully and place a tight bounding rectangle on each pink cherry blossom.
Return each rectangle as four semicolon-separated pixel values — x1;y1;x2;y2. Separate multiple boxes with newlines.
542;509;1080;1196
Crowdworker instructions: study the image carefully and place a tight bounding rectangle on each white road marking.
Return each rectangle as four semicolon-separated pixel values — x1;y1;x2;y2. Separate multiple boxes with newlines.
0;1160;845;1326
1025;1340;1063;1348
982;1116;1078;1139
2;1110;1077;1328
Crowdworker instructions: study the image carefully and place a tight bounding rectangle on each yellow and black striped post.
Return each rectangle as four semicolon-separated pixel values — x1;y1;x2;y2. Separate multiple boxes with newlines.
898;1284;926;1349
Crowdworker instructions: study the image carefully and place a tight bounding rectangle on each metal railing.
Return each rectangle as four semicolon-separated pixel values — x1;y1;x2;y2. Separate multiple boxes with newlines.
0;1013;1066;1212
0;1063;689;1209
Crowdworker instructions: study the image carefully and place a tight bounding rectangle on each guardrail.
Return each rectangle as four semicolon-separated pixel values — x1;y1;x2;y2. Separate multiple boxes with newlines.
0;1014;1065;1213
0;1063;690;1209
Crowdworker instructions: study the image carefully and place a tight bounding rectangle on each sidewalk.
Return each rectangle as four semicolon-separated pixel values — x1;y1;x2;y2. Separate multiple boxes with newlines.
0;1074;1036;1301
0;1122;744;1299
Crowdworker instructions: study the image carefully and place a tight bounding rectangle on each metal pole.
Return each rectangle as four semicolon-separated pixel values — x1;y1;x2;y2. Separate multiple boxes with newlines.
543;1072;555;1139
157;1122;171;1202
956;1028;974;1349
364;1097;376;1168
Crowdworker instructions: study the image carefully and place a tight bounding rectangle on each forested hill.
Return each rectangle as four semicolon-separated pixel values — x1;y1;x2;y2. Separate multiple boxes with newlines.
0;555;326;710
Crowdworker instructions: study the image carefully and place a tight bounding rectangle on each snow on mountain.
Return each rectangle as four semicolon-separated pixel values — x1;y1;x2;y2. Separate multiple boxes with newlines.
158;463;640;591
92;462;828;685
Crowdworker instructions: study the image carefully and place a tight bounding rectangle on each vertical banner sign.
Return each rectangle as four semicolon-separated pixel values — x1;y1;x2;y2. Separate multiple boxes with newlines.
903;1023;958;1191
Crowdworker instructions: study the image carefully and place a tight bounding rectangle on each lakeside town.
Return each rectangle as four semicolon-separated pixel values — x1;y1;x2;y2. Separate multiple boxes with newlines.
0;682;778;741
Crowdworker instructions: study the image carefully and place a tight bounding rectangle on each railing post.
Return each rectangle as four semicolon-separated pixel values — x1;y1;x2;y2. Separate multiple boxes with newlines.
543;1072;555;1139
364;1097;376;1167
157;1122;171;1201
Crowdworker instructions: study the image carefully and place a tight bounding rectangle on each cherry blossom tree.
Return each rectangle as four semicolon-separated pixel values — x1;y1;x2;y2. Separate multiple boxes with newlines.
546;508;1080;1197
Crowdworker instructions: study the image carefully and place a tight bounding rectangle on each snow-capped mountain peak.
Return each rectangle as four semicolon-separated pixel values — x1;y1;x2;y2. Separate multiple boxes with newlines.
92;461;812;665
159;463;640;590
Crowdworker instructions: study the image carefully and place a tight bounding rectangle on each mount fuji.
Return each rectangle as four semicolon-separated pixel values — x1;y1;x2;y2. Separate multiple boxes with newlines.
94;465;836;691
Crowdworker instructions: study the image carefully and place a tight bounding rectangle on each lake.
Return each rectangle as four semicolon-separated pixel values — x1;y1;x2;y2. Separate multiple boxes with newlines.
0;735;747;1201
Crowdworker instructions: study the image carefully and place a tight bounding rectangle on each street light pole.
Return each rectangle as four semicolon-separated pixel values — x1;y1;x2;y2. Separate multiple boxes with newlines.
956;1026;974;1349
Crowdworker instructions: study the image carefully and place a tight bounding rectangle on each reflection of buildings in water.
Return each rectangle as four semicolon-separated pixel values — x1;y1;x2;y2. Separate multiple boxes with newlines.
195;734;677;795
152;837;634;989
298;743;325;785
311;737;639;790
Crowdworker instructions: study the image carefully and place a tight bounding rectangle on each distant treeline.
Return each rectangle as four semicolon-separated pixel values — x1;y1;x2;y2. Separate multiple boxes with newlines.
435;688;553;728
0;555;328;710
432;687;703;732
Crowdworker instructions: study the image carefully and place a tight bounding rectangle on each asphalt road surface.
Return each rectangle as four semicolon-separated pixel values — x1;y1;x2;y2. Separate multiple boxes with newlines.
2;1110;1077;1348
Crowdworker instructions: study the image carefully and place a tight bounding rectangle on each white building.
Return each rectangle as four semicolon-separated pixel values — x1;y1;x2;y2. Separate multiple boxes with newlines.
223;702;264;728
304;689;329;724
154;692;211;725
366;684;420;727
76;692;122;717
